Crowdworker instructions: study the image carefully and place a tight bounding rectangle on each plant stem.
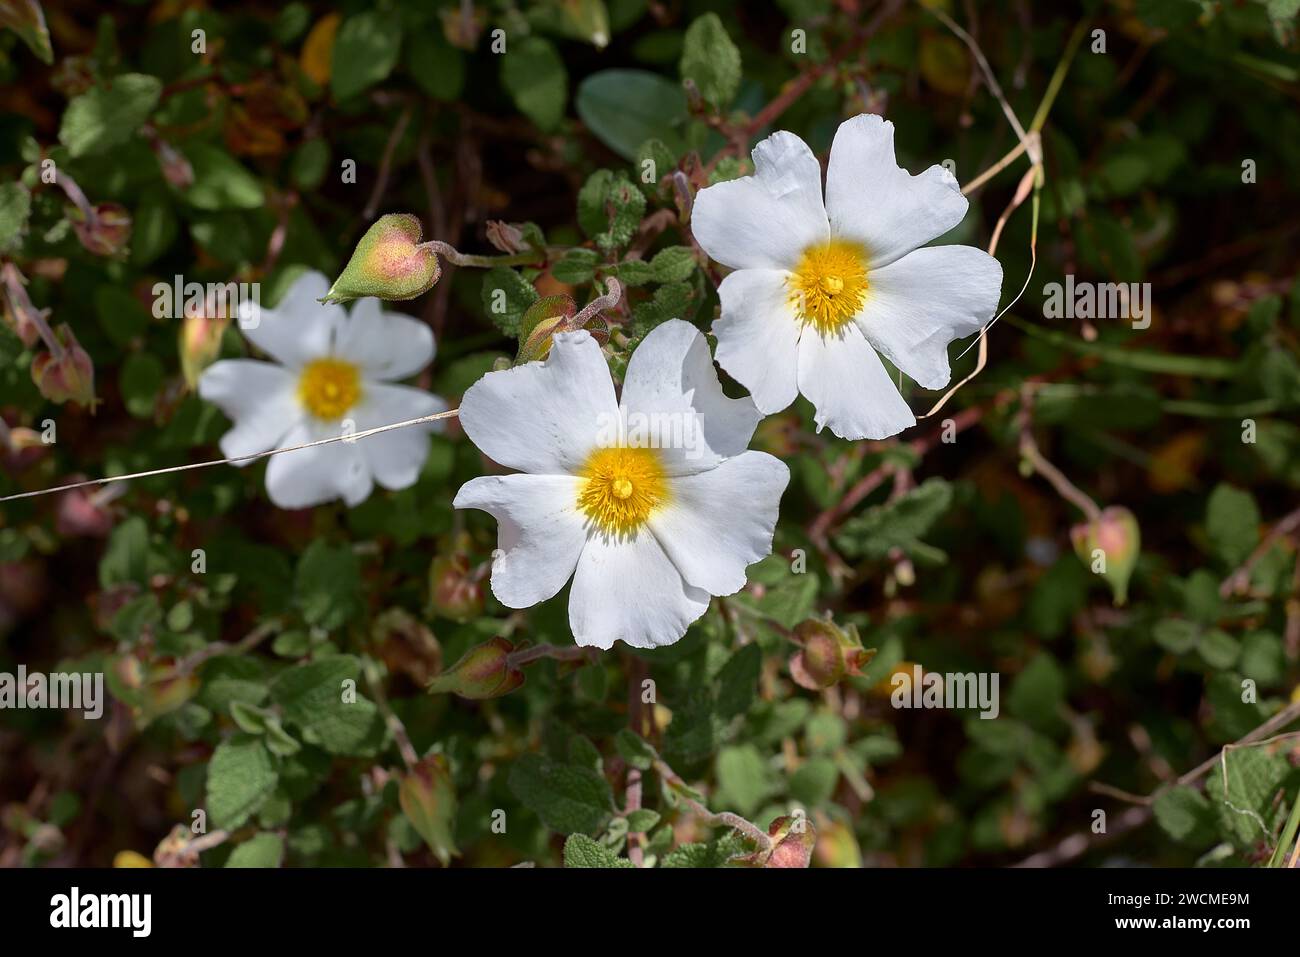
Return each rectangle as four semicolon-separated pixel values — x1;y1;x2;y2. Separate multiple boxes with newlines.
417;239;544;269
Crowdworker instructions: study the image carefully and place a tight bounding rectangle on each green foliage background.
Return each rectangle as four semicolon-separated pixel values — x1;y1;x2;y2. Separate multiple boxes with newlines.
2;0;1300;868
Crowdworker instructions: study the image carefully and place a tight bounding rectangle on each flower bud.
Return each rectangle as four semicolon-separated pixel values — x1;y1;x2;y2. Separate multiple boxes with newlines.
515;294;610;365
426;636;524;700
812;815;862;868
398;754;459;865
738;814;817;868
763;814;817;868
68;201;132;258
322;213;440;303
179;312;229;388
30;323;95;407
788;619;874;691
428;552;484;623
1070;505;1141;606
1;280;44;347
56;487;114;537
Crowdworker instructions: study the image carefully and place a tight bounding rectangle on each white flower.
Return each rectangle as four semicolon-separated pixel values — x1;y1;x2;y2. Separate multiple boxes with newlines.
453;319;789;650
692;113;1004;441
198;270;446;509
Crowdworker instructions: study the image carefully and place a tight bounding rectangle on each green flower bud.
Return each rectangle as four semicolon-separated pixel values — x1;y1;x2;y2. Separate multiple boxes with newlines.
515;294;610;365
398;754;459;866
788;619;875;690
1070;505;1141;606
31;323;95;408
322;213;440;303
426;636;524;700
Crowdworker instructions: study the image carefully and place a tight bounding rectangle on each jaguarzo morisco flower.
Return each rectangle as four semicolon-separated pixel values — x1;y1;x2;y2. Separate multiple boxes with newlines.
198;270;446;509
692;113;1004;441
454;319;789;650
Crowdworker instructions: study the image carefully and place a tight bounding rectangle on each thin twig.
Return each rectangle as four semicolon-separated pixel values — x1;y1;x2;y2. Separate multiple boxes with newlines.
1220;504;1300;598
0;408;460;503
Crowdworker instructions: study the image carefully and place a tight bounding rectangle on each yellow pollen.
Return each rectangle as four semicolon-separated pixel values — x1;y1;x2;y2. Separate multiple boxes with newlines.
578;446;668;536
788;239;869;333
298;357;361;420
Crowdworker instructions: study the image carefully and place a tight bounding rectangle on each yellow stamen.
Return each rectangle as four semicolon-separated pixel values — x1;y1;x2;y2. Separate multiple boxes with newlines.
788;239;869;333
578;446;668;536
298;357;361;420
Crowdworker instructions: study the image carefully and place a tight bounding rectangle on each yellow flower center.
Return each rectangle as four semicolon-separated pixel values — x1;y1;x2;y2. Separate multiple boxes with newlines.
577;446;668;536
788;239;869;333
297;357;361;420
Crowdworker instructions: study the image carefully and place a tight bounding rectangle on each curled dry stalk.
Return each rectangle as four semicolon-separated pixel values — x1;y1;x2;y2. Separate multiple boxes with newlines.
916;15;1089;421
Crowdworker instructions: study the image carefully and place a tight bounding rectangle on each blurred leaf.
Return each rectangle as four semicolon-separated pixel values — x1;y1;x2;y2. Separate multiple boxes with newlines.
331;11;402;101
59;73;160;157
680;14;741;110
501;36;567;131
576;69;687;160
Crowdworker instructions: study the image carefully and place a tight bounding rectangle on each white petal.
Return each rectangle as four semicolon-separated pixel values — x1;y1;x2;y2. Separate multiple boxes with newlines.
335;298;436;381
264;420;373;509
198;359;299;462
568;530;709;649
856;245;1003;390
692;131;829;271
714;269;802;415
649;452;789;595
618;319;761;475
352;383;448;490
797;324;916;440
457;329;618;475
824;114;969;268
242;270;344;368
453;474;588;608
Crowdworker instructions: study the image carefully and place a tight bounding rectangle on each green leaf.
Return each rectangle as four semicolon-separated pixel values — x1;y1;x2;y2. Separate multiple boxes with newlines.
649;246;698;283
715;744;777;816
405;30;464;101
119;352;163;418
1204;743;1293;847
577;169;647;253
563;833;634;868
660;831;746;868
269;656;385;757
0;182;31;250
1152;785;1216;846
715;643;761;720
480;267;539;335
59;73;161;157
835;478;954;560
181;144;265;211
1008;316;1241;378
614;729;656;770
1006;653;1066;729
501;36;567;131
206;735;279;831
626;809;661;832
680;13;741;110
508;753;616;835
576;69;687;161
225;832;285;868
99;516;150;587
293;541;363;630
551;248;601;284
331;12;402;101
1205;484;1261;566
